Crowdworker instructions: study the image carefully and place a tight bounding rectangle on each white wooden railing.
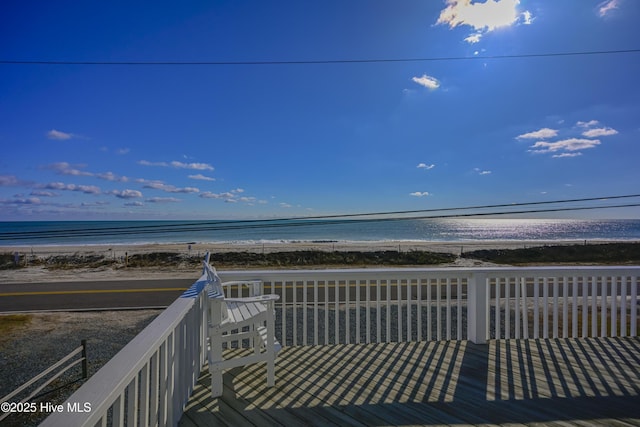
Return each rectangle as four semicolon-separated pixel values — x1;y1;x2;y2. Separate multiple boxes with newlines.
40;289;208;427
217;266;639;345
41;266;639;426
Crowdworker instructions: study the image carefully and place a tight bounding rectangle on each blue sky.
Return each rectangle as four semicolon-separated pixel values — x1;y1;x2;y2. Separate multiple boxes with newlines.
1;0;639;221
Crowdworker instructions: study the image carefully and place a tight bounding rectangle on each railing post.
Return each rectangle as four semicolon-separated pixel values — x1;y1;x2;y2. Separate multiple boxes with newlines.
468;272;488;344
81;339;88;379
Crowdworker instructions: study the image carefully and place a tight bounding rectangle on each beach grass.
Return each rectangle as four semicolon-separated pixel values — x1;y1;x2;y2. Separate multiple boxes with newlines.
463;242;640;265
0;314;32;337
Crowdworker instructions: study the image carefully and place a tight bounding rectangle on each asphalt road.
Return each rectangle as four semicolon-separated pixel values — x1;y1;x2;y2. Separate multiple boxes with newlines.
0;279;195;313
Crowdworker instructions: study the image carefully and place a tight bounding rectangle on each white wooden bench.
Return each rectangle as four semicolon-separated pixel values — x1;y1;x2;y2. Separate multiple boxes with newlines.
204;263;281;398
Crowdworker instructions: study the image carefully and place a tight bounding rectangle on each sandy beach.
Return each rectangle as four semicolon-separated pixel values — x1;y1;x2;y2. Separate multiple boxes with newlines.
0;239;616;284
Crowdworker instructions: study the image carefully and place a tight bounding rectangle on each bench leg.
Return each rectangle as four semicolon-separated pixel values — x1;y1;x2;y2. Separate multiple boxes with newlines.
209;330;224;398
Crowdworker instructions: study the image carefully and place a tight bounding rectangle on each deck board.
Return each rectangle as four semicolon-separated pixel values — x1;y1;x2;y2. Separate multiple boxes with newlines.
180;337;640;426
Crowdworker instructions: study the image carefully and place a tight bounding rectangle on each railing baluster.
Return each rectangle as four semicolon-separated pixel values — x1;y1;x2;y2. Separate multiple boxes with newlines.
522;278;528;339
325;280;329;345
376;279;381;343
292;280;298;346
366;279;371;344
515;276;520;339
505;277;511;340
356;279;361;344
553;277;559;339
446;278;452;341
601;276;608;337
398;279;403;342
591;276;598;337
563;276;569;338
417;278;423;342
314;280;319;346
427;278;432;341
611;276;618;337
631;276;637;337
407;279;412;341
533;277;540;338
281;280;287;346
437;278;442;341
335;280;340;344
457;278;463;340
303;279;308;345
346;280;351;344
386;279;391;342
495;278;501;340
572;277;578;338
543;277;549;339
582;276;588;338
621;276;627;337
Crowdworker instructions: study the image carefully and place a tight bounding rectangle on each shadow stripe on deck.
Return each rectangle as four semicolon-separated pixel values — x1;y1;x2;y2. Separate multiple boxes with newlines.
180;337;640;426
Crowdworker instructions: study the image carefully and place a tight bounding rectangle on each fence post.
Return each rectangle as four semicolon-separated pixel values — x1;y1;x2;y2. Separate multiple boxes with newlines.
81;340;88;379
468;272;488;344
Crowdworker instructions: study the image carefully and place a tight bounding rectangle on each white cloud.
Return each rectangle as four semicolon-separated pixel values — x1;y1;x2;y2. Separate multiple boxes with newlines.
139;160;214;171
436;0;533;43
96;171;129;182
141;180;199;194
146;197;181;203
474;168;492;175
110;189;143;199
552;152;583;158
516;128;558;140
125;201;144;207
116;148;130;155
170;161;214;171
410;192;431;197
0;175;19;186
42;182;101;194
188;174;216;181
529;138;601;154
412;74;440;90
279;202;293;208
576;120;600;128
30;190;58;197
417;163;435;170
464;33;483;43
598;0;620;17
581;127;618;138
47;162;93;177
47;129;74;140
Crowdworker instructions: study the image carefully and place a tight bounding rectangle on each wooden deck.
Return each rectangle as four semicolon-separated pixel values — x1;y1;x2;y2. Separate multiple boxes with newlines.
180;337;640;426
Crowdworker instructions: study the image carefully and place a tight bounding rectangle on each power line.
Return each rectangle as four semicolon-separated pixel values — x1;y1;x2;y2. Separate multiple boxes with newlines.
1;49;639;66
1;194;639;241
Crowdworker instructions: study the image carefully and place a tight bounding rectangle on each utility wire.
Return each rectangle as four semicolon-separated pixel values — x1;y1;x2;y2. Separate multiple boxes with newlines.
1;194;639;241
1;49;639;66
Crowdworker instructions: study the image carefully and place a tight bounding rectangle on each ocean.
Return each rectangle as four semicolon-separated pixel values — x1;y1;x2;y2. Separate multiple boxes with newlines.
1;218;640;247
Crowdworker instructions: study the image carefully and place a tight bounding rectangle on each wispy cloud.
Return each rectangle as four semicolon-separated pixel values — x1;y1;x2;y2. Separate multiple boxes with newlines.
582;127;619;138
47;129;76;140
188;174;216;181
598;0;620;17
436;0;533;44
139;179;199;194
529;138;601;155
417;163;436;170
46;162;92;177
199;188;253;204
410;191;431;197
474;168;492;175
412;74;440;90
30;190;58;197
138;160;214;171
146;197;181;203
516;128;558;140
96;171;129;182
109;189;143;199
520;119;618;158
41;182;101;194
0;175;20;186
